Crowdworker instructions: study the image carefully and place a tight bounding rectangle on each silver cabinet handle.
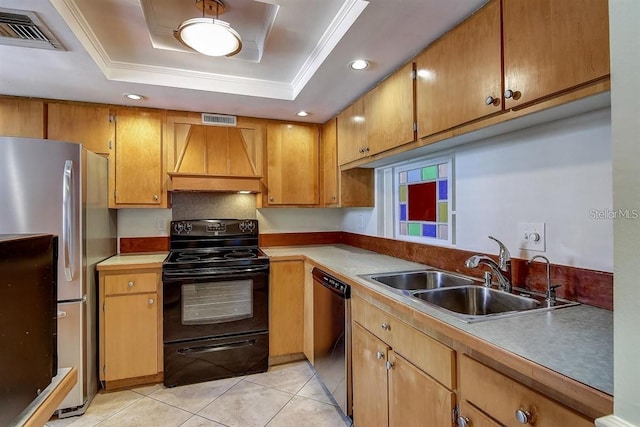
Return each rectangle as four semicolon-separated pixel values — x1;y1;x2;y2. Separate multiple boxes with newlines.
485;96;498;106
385;360;393;370
376;351;384;360
128;281;134;287
504;89;515;99
153;194;159;201
148;298;155;304
62;160;74;282
515;408;532;424
381;322;390;331
57;311;67;319
358;148;364;154
457;416;470;427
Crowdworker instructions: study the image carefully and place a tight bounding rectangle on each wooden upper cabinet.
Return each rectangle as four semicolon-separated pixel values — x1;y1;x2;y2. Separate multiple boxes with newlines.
266;122;319;205
47;103;113;154
337;97;367;166
321;118;339;206
365;61;416;155
0;98;45;138
502;0;610;109
416;0;502;139
113;108;164;207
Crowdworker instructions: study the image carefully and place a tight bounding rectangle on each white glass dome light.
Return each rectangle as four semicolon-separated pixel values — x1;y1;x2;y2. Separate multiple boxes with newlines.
174;0;242;57
176;18;242;57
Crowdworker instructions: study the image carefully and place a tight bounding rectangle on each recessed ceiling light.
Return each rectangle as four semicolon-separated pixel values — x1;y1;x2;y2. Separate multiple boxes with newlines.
124;93;144;101
350;59;369;70
297;111;309;117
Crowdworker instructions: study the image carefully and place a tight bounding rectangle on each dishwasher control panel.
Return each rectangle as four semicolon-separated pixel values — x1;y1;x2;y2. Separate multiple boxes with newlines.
312;268;350;298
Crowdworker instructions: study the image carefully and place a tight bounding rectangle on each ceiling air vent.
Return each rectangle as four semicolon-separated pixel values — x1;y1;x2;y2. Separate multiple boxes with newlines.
201;113;237;127
0;8;65;51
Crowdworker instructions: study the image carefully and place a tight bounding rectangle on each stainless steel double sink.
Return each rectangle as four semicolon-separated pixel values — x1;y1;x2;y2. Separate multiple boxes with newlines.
359;269;578;322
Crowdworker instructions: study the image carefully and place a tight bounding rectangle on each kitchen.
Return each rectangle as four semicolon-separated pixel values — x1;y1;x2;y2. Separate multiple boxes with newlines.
0;0;638;426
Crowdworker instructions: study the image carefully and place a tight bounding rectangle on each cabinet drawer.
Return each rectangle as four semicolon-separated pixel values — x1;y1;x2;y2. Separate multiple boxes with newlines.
460;355;592;427
352;296;394;344
104;273;158;295
352;296;455;389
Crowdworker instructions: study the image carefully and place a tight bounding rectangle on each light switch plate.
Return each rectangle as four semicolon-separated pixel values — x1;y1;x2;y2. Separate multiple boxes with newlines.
518;222;546;251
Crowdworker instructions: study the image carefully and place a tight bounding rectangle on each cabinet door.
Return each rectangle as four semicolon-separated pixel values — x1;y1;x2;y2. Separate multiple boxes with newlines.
337;98;367;166
266;122;319;205
114;109;163;206
503;0;610;109
47;103;113;154
104;293;158;381
0;98;44;138
416;0;502;138
366;61;416;155
388;350;455;427
321;118;339;206
352;322;390;427
269;260;304;357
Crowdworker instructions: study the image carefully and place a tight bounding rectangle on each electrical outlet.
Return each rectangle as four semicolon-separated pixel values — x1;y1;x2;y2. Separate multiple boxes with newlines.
156;217;166;231
358;215;365;230
518;222;546;251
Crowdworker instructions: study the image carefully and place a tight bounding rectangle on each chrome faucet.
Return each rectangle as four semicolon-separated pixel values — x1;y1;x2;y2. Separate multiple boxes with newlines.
465;236;512;292
528;255;561;305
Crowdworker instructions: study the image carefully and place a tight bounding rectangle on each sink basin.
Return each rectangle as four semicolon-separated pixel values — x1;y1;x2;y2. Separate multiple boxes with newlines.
412;286;540;315
363;270;477;291
411;286;579;322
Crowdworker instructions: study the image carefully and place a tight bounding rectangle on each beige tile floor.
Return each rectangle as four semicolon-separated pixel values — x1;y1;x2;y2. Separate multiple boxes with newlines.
47;361;352;427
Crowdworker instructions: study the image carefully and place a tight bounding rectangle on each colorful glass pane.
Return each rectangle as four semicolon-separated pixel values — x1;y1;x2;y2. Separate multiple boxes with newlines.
438;202;448;223
421;166;437;181
399;204;407;221
408;182;436;221
408;223;421;236
422;224;437;237
399;171;407;184
438;179;448;200
438;163;448;178
438;224;448;239
407;169;421;183
399;185;407;202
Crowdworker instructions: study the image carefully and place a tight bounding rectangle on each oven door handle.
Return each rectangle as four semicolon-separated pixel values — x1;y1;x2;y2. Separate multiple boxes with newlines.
163;265;269;277
177;339;257;355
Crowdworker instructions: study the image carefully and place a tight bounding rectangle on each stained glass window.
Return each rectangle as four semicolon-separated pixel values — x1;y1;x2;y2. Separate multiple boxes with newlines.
396;156;453;244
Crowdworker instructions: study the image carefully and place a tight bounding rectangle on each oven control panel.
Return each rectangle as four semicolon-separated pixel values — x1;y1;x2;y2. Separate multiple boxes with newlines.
171;219;259;236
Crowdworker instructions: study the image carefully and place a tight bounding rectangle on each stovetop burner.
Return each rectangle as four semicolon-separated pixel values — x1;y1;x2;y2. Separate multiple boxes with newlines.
163;219;269;273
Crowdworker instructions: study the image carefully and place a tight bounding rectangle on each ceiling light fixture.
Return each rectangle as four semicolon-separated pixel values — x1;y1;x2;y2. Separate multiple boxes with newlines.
124;93;144;100
350;59;369;70
174;0;242;57
297;111;309;117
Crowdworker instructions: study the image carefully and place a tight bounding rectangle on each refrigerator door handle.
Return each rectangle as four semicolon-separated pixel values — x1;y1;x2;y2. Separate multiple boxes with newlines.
63;160;74;281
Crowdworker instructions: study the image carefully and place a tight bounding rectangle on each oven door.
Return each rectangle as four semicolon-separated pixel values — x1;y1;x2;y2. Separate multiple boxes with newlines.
163;265;269;344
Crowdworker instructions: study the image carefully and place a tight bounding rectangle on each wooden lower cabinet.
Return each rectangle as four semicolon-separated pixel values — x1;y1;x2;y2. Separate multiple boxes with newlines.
269;260;304;358
352;296;456;426
98;269;162;389
456;401;501;427
459;355;593;427
352;322;390;426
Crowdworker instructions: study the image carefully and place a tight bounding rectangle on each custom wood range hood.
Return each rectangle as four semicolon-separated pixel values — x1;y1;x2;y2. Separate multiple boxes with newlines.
167;114;264;193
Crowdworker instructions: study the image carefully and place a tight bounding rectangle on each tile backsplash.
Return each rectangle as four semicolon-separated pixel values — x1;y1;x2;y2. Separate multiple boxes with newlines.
171;193;257;220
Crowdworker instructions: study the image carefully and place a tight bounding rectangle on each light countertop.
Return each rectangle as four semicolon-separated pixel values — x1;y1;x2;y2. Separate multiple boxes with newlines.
96;252;168;271
263;244;613;396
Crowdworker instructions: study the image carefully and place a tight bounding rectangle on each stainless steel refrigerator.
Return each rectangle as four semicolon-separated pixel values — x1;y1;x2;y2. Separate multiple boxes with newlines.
0;137;117;417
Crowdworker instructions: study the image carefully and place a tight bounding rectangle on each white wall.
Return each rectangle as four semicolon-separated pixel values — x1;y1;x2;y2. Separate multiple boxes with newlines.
257;208;344;233
343;108;613;272
596;1;640;426
117;208;172;238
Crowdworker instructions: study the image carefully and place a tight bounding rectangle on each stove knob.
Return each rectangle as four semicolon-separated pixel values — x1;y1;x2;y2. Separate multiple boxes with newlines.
185;223;193;233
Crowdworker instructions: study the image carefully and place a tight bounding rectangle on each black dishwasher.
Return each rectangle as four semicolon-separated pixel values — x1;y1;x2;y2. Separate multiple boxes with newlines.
312;267;352;417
